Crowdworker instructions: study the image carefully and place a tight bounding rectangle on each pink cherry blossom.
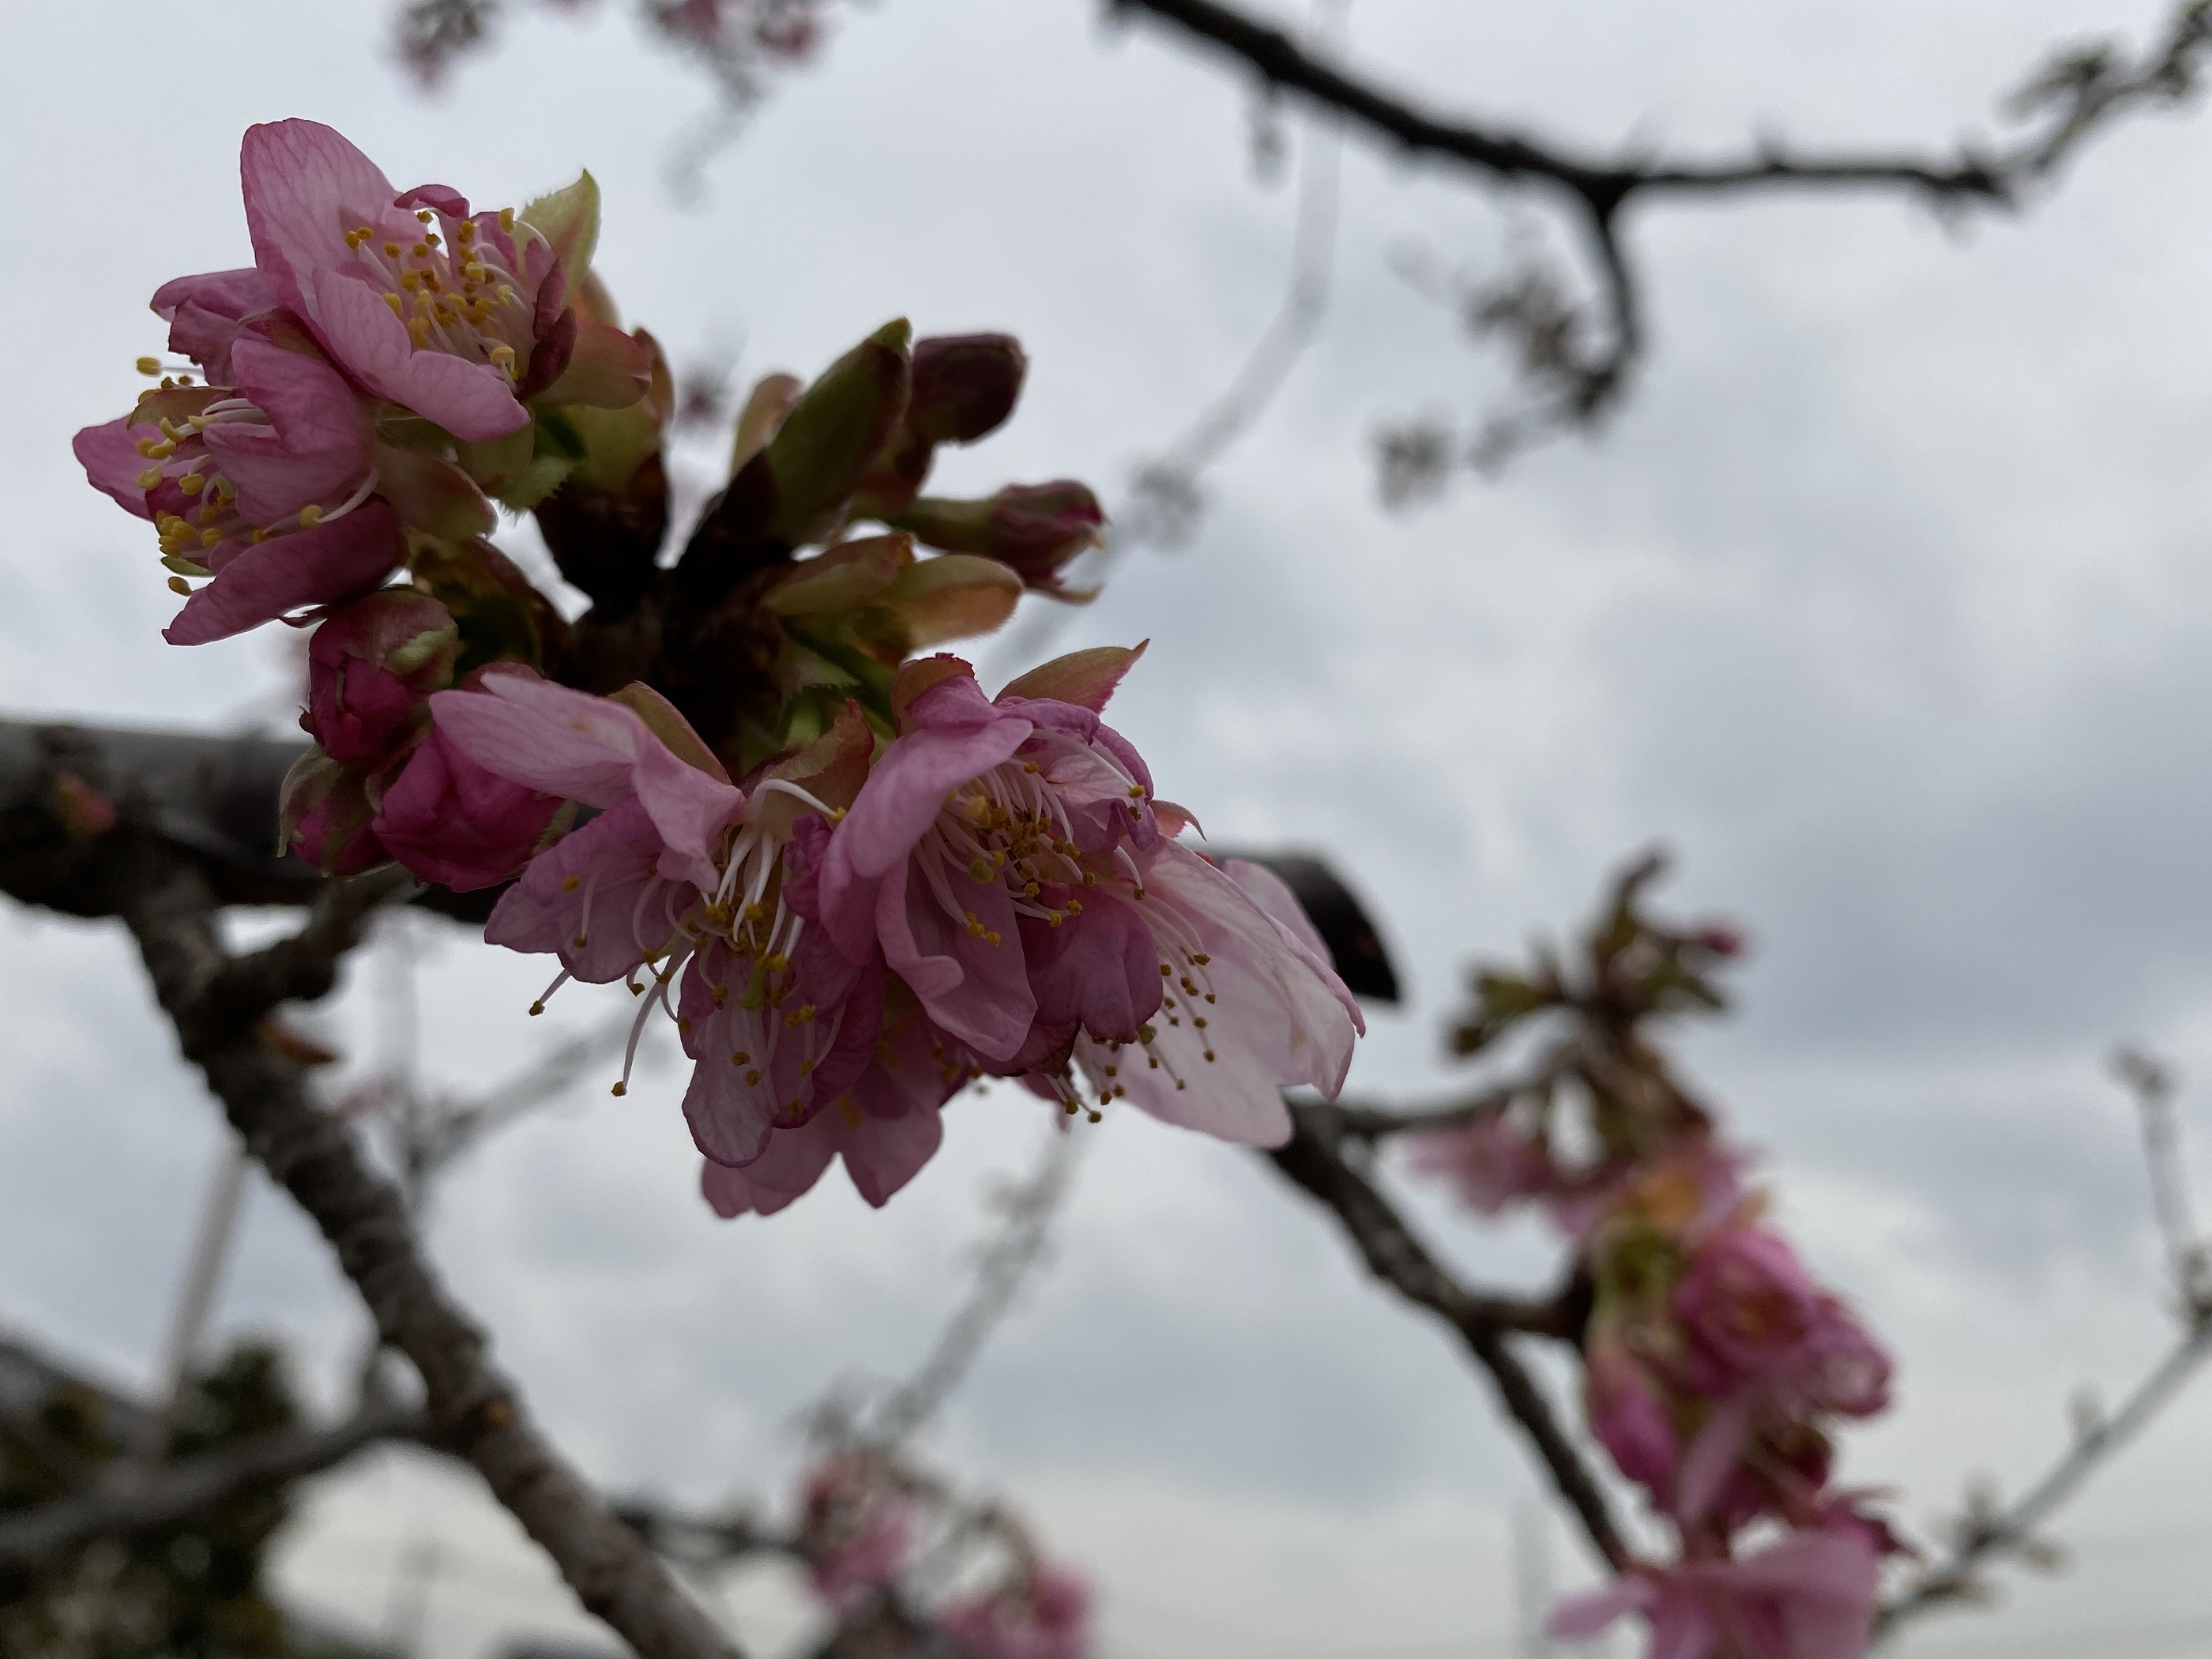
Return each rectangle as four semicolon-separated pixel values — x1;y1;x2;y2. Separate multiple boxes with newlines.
240;120;559;442
1549;1522;1880;1659
699;1001;976;1216
75;339;400;644
939;1564;1094;1659
1673;1227;1892;1417
431;672;882;1164
818;653;1362;1148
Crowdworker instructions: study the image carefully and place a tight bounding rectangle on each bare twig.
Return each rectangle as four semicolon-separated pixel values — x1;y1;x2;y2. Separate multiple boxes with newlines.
0;1399;427;1573
1876;1047;2212;1638
101;840;743;1659
1112;0;2212;469
1261;1100;1619;1570
1876;1320;2212;1637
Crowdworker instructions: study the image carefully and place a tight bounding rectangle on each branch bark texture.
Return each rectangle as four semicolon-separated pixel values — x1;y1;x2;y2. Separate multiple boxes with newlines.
9;816;744;1659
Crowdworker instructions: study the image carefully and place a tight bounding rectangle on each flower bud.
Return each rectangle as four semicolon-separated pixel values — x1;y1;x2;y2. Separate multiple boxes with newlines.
890;481;1104;597
908;334;1025;445
304;590;460;768
371;720;562;891
279;750;389;876
851;334;1028;519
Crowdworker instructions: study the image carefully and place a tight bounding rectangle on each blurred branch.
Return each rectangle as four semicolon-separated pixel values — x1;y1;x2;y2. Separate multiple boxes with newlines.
1261;1100;1619;1570
1112;0;2212;472
3;806;745;1659
1876;1045;2212;1638
0;1398;426;1573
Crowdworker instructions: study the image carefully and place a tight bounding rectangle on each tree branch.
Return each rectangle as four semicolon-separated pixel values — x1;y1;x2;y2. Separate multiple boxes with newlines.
90;839;742;1659
1261;1100;1622;1571
0;1399;426;1572
1111;0;2212;468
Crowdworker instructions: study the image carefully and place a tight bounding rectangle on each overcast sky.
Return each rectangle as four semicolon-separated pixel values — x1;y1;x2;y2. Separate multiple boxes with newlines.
4;0;2212;1654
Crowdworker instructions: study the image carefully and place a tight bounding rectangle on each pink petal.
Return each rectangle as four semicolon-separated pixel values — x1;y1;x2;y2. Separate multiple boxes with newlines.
631;736;744;893
150;267;279;382
1673;1394;1754;1524
875;854;1036;1061
483;797;669;981
201;340;373;524
841;1099;946;1207
431;674;656;807
1546;1581;1653;1641
1020;890;1162;1042
818;717;1031;958
73;418;154;520
162;503;403;645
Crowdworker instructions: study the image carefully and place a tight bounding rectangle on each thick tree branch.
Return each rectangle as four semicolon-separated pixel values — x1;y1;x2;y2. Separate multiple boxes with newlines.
81;838;742;1659
0;1399;426;1572
1262;1100;1623;1571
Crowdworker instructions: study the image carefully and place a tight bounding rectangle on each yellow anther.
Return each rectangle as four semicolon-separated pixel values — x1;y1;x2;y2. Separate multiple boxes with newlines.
732;1050;750;1065
571;933;589;948
384;242;401;258
136;467;164;489
199;528;223;549
611;1081;627;1097
562;874;581;891
298;504;322;527
409;318;431;344
412;241;431;258
628;980;645;997
986;930;1003;945
416;208;434;224
166;575;191;595
744;1069;762;1085
1127;785;1146;799
529;1000;546;1016
488;342;515;366
498;207;516;233
134;355;162;376
384;292;405;317
457;218;476;243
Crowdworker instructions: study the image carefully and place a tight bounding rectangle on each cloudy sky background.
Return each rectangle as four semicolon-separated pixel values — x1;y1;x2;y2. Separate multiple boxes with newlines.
4;0;2212;1653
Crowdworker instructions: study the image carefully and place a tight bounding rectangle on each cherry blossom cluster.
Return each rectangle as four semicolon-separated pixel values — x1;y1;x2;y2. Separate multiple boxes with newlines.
77;120;1364;1217
1408;876;1901;1659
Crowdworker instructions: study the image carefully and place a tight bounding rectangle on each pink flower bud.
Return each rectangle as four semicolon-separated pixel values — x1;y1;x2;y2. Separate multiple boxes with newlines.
280;753;389;877
371;723;560;891
303;589;459;768
907;333;1026;445
1585;1337;1680;1495
891;481;1104;596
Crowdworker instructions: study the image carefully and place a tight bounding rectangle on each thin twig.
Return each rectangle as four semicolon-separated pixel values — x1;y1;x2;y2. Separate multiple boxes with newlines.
1877;1045;2212;1638
1876;1319;2212;1637
1112;0;2212;464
